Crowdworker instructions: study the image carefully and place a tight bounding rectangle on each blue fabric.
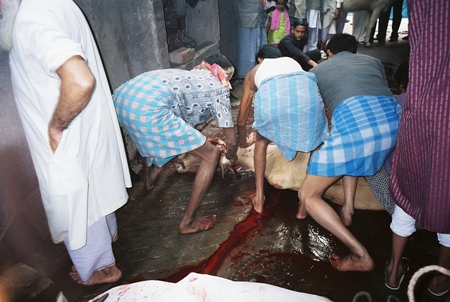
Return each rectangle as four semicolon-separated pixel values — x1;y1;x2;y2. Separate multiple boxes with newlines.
237;25;267;78
307;95;401;177
113;73;206;167
252;71;328;161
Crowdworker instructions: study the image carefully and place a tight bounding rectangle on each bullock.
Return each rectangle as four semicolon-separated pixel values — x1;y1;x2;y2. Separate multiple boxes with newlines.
174;140;385;211
341;0;394;47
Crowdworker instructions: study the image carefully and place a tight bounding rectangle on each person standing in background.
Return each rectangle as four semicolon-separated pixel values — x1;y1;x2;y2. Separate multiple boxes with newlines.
305;0;321;51
374;0;404;43
267;0;290;46
288;0;306;25
235;0;267;78
318;0;342;52
0;0;132;285
352;11;368;44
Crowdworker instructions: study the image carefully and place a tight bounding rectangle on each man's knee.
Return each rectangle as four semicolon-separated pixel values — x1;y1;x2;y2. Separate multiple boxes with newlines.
306;49;321;62
203;142;221;163
298;185;312;205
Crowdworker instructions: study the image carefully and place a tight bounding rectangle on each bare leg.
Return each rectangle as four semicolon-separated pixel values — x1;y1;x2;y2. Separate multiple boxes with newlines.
179;141;220;234
340;176;357;226
70;265;122;286
319;41;325;51
252;133;270;214
299;174;375;272
297;185;308;220
428;244;450;293
385;232;409;289
142;158;162;191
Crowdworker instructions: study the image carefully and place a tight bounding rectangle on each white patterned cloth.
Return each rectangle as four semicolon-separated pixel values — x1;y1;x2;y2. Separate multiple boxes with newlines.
113;70;233;167
88;272;332;302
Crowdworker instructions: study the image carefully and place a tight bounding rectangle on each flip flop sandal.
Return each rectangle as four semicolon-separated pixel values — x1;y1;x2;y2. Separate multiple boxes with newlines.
428;287;450;297
385;260;410;291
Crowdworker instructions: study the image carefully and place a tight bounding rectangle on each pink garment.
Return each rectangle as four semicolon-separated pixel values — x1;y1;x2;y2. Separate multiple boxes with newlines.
193;61;232;89
270;8;291;37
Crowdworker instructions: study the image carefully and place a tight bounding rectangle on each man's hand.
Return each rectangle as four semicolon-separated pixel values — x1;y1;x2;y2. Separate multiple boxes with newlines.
225;142;238;164
49;127;63;153
334;8;341;20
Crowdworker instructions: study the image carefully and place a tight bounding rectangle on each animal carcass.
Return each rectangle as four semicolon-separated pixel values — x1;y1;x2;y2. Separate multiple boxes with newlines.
341;0;394;47
175;140;384;211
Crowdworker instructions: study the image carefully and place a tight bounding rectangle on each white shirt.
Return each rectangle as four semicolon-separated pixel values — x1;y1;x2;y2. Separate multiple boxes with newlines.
255;57;304;88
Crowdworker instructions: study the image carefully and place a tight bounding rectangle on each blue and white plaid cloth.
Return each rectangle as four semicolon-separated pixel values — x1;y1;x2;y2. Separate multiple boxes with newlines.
307;95;402;177
113;73;206;167
253;71;328;161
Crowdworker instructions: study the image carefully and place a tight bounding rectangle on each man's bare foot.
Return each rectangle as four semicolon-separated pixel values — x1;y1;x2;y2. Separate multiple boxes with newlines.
251;193;265;214
330;253;375;272
69;265;122;285
179;215;217;234
296;201;309;220
340;207;353;226
145;165;161;191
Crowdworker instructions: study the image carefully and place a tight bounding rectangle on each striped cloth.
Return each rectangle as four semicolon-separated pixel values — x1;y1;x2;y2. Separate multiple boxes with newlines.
308;95;401;177
236;25;267;78
252;71;328;161
389;0;450;233
113;74;205;167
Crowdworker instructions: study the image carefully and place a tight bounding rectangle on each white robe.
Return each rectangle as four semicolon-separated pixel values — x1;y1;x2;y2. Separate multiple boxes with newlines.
10;0;131;250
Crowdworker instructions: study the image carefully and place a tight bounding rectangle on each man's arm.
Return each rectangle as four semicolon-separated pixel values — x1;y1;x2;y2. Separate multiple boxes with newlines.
237;65;258;148
49;55;95;152
281;36;312;66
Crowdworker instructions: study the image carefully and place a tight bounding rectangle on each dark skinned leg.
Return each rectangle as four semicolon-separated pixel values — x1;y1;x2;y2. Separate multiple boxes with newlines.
252;132;270;214
299;174;375;271
179;141;220;234
340;176;357;226
428;244;450;294
385;232;409;289
142;157;162;191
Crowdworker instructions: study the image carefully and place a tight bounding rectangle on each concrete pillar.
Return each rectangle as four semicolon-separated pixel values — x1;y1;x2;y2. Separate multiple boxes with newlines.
74;0;170;90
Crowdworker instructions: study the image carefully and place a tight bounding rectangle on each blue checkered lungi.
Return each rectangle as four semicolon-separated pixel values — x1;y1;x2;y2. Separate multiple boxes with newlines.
307;95;402;177
253;71;328;161
113;73;206;167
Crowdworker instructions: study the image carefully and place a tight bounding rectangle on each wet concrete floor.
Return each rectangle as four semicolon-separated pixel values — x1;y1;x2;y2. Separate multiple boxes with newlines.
27;37;449;302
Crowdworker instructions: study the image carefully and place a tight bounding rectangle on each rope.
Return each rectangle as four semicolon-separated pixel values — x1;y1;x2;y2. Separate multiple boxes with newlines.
407;265;450;302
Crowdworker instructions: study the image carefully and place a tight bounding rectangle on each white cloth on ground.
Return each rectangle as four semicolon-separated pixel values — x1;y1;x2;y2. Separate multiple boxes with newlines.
88;272;332;302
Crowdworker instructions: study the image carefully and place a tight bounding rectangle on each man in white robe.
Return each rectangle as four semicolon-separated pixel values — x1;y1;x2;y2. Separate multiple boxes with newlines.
0;0;132;285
